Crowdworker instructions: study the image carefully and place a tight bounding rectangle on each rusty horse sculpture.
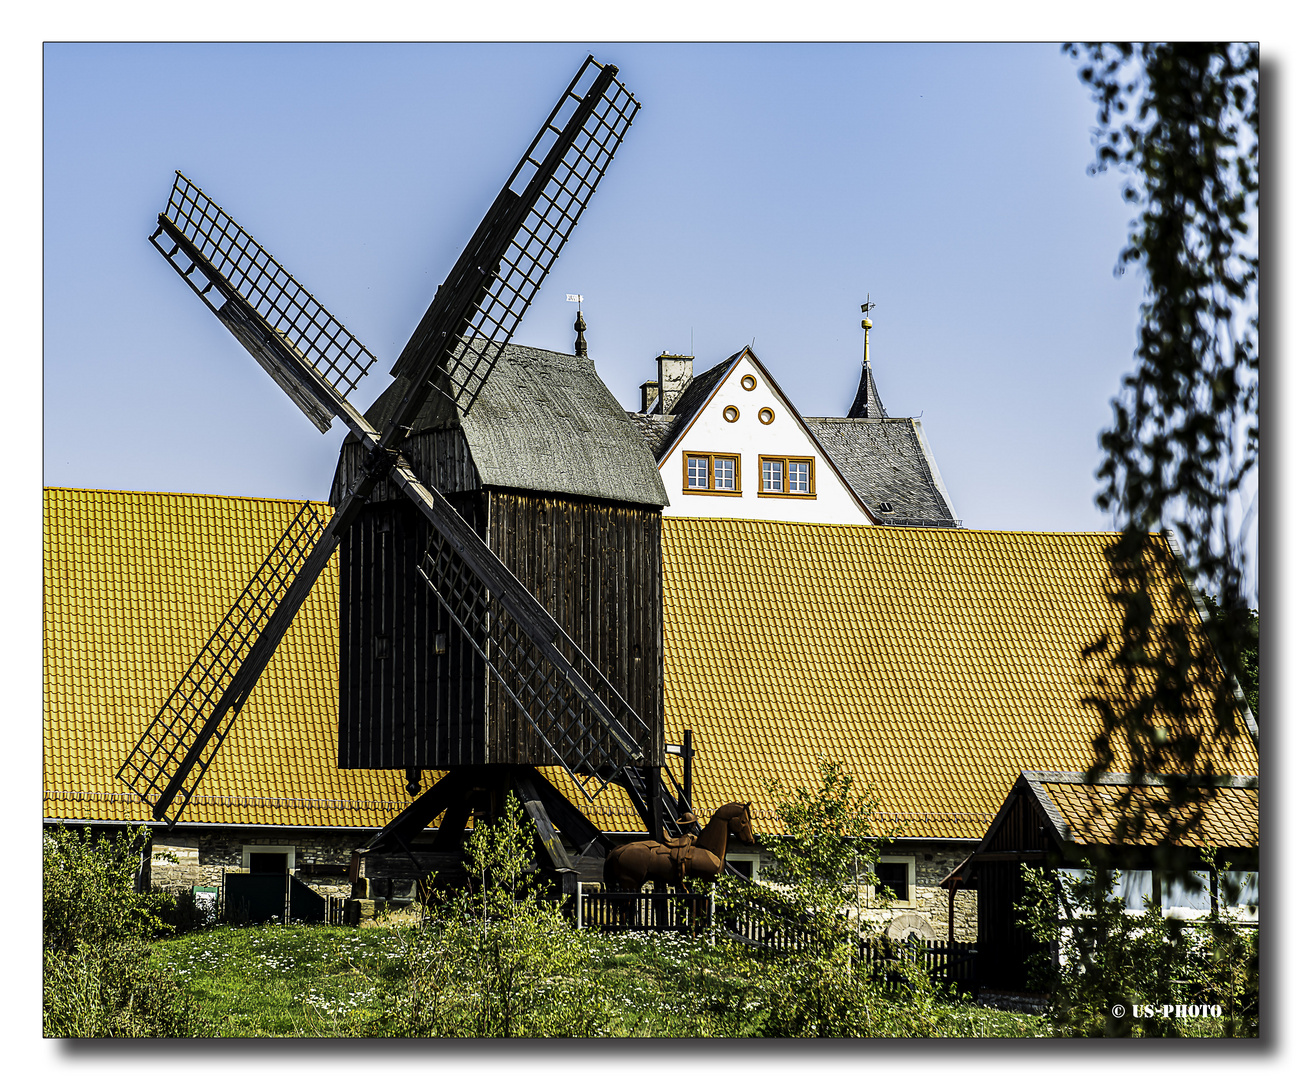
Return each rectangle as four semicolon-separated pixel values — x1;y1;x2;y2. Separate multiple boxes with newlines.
603;802;754;890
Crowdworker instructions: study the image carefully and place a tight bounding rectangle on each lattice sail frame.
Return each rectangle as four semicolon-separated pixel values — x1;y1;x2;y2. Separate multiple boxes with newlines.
395;57;640;413
417;527;649;799
117;503;328;822
150;174;380;432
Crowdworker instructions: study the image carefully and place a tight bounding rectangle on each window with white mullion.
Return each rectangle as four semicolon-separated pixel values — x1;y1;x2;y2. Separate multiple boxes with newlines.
683;451;742;495
762;459;784;492
686;456;710;489
788;459;810;494
714;457;736;491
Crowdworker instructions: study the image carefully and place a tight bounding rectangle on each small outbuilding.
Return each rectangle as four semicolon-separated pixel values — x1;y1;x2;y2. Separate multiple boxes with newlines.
945;770;1259;992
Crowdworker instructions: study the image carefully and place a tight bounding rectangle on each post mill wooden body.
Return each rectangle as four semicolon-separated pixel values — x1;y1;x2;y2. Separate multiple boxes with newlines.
330;349;666;775
117;57;696;887
330;346;680;885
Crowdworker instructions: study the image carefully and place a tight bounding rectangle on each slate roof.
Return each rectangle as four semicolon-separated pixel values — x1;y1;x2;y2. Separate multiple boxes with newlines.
1023;772;1258;850
659;517;1258;839
847;361;888;420
805;417;959;527
362;342;667;508
624;412;678;459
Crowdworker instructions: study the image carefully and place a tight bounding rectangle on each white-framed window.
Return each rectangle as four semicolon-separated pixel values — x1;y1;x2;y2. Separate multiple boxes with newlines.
241;844;296;874
758;456;816;498
683;452;742;495
714;456;736;490
1059;868;1155;914
686;455;709;489
725;857;756;879
872;856;915;905
788;459;810;493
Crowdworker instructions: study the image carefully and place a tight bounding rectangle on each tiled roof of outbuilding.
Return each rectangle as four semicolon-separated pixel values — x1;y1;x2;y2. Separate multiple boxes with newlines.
1024;772;1258;849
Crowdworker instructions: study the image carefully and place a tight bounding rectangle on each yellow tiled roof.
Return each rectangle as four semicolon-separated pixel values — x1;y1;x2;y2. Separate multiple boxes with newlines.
1040;780;1258;849
45;492;1256;844
661;517;1257;840
43;488;437;829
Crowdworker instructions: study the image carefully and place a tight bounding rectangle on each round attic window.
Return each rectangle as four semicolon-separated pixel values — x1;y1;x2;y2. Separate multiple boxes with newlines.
758;407;775;425
740;374;757;391
723;405;740;423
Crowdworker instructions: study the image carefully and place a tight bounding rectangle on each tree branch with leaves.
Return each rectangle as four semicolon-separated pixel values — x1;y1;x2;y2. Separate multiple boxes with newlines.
1067;43;1259;837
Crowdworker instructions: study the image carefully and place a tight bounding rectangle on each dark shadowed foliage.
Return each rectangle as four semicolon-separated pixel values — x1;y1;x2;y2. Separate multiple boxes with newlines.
1065;43;1258;840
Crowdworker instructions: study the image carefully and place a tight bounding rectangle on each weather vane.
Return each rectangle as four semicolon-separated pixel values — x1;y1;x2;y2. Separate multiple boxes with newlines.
861;292;876;317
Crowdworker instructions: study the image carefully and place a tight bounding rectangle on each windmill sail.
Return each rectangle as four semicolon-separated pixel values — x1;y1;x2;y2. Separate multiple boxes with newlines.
388;55;639;416
150;173;380;432
127;56;646;823
117;503;329;822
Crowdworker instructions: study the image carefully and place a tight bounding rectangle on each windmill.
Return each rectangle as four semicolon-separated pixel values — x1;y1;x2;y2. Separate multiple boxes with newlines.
117;56;694;888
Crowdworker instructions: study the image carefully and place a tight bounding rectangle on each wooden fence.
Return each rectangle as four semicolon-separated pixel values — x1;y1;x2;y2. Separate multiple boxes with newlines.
571;884;978;992
327;896;348;926
859;937;979;990
576;887;712;932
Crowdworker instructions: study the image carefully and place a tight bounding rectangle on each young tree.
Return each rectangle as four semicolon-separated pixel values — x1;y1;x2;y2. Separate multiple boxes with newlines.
717;760;940;1037
1065;44;1259;837
379;792;604;1037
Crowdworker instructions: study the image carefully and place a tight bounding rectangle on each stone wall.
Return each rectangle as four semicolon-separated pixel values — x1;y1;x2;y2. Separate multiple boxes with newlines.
718;837;979;942
146;827;370;902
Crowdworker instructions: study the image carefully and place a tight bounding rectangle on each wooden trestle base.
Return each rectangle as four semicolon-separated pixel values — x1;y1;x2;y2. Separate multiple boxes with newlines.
350;765;627;896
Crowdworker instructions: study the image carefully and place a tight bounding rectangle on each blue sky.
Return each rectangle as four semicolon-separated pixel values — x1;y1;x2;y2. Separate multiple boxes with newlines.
43;41;1169;534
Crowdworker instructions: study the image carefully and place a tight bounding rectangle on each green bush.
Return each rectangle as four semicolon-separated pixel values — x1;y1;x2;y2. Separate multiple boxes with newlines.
43;826;212;1037
1017;857;1258;1037
714;760;938;1037
368;794;608;1037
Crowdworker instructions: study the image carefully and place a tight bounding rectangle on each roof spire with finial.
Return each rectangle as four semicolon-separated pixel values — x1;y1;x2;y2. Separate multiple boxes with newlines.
848;292;888;418
567;293;587;358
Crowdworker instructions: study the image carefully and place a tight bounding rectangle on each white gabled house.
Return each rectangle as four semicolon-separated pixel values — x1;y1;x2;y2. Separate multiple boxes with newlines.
625;319;960;528
637;347;879;525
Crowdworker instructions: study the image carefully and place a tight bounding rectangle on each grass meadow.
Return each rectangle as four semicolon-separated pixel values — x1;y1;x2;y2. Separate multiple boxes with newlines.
146;919;1049;1038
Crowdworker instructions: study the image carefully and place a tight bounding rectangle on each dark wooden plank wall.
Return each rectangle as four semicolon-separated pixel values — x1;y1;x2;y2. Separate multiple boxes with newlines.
337;495;488;769
486;490;663;769
976;788;1048;991
330;429;480;505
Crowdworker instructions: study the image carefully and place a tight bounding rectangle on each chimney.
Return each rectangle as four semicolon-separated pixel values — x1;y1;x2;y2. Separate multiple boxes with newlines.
655;353;694;413
640;380;660;413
